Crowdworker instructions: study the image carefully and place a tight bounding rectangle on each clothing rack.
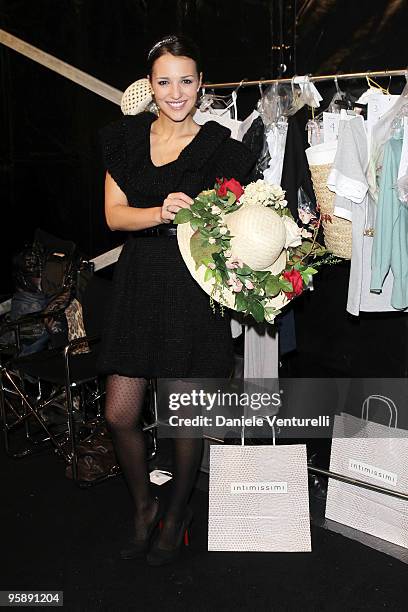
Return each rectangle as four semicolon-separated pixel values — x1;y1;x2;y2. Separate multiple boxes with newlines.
203;68;408;90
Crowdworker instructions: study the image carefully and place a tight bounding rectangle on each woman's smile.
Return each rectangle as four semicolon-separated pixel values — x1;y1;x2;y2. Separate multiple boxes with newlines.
166;100;188;110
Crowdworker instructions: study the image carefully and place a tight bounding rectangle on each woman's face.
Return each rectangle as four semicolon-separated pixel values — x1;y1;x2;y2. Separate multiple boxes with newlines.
149;53;202;122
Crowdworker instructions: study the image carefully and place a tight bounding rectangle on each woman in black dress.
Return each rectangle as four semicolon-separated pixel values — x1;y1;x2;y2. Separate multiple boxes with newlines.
99;34;256;565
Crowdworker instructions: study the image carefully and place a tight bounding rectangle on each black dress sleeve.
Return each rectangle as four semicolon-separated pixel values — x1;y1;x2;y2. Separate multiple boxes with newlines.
213;138;258;186
99;119;128;195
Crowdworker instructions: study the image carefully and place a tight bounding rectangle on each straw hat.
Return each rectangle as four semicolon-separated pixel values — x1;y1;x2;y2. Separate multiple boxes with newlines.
121;78;153;115
177;205;292;312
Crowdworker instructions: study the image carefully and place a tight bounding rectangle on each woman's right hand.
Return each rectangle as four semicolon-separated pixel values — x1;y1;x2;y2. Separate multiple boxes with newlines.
160;192;194;224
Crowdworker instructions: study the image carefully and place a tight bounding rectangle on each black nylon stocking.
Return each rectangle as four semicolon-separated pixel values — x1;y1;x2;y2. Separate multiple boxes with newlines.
104;374;202;548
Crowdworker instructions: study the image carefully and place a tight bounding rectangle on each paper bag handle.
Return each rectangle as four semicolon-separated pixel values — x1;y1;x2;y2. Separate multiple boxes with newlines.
240;418;277;446
361;394;398;428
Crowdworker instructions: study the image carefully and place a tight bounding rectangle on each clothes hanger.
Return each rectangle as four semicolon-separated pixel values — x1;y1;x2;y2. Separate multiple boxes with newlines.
305;104;323;145
205;79;245;103
286;75;304;114
334;75;340;94
198;79;245;117
313;75;346;122
227;79;246;119
258;80;291;127
366;74;389;95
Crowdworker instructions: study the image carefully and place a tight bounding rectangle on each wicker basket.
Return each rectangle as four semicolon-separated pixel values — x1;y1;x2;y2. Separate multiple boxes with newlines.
310;163;352;260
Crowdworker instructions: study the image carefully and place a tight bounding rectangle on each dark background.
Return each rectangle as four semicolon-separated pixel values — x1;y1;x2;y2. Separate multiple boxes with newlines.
1;0;408;375
1;0;407;279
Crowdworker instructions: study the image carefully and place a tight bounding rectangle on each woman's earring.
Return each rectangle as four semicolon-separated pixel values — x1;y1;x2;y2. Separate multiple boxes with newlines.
147;82;159;115
195;85;204;109
195;93;202;109
150;92;160;116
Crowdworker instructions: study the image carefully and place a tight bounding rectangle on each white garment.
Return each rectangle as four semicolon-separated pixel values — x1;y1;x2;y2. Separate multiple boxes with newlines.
293;76;323;108
237;109;259;142
194;107;241;141
322;112;341;143
366;93;399;134
306;141;353;218
328;116;396;315
263;120;288;185
306;140;337;166
397;116;408;202
244;323;279;378
356;88;381;104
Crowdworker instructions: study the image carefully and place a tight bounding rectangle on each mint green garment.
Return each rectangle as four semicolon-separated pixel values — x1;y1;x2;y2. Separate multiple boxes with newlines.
371;134;408;310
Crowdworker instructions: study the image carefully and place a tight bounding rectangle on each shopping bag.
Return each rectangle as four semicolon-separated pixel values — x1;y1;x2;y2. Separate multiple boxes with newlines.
208;443;311;552
325;395;408;548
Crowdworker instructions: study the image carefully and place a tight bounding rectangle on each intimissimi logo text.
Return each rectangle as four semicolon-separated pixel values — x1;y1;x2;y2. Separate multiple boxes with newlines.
230;482;288;494
348;460;397;486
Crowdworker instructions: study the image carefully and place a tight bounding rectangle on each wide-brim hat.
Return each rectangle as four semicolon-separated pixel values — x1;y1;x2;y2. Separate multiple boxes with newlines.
177;204;291;312
121;78;153;115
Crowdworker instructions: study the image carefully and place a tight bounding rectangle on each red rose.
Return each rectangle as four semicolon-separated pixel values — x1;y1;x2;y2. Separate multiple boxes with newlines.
216;178;228;198
282;269;303;299
215;177;244;200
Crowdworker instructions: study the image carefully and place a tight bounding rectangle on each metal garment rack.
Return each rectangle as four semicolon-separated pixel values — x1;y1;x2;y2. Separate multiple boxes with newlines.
203;68;408;89
200;67;408;504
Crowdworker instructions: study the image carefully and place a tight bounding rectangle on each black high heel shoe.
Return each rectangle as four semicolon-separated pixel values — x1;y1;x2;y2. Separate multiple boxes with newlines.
120;497;163;560
146;506;193;566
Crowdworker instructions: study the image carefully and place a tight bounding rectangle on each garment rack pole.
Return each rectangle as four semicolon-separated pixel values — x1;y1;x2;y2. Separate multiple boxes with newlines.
203;68;408;90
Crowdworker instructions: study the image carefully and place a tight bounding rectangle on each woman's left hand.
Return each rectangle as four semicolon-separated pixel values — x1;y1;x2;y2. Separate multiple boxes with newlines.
160;192;193;223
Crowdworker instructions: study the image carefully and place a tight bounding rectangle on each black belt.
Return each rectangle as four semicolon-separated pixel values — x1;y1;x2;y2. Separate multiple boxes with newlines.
132;225;178;237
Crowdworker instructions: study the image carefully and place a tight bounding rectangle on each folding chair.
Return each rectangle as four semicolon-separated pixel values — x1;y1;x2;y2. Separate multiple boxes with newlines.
0;273;104;469
0;273;158;484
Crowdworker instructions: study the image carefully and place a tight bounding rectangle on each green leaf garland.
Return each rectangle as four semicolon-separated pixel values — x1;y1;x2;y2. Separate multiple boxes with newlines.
175;180;328;323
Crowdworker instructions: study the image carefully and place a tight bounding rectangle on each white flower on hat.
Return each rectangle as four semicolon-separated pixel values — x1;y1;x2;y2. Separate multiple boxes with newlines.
240;179;287;210
299;209;314;224
282;216;302;249
219;226;228;235
211;205;222;215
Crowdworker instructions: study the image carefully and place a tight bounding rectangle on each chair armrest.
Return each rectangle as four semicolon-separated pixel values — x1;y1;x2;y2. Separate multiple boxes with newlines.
63;335;101;387
0;307;68;332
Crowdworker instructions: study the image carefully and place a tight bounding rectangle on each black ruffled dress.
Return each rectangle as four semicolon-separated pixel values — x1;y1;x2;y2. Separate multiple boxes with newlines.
97;111;256;378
